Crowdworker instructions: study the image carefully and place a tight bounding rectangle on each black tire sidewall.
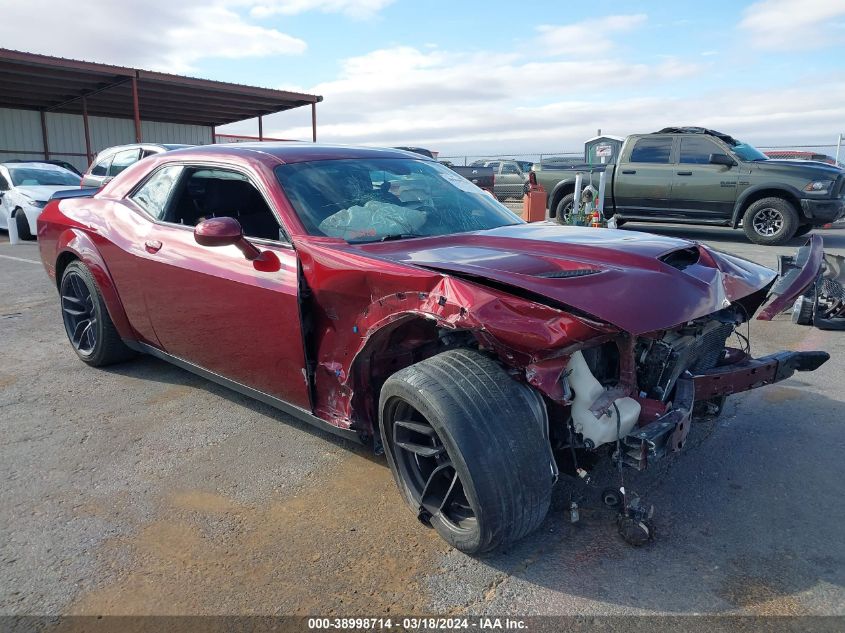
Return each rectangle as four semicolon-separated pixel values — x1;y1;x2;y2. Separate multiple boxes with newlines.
743;197;799;245
555;193;575;225
61;262;108;365
15;208;33;240
379;349;552;554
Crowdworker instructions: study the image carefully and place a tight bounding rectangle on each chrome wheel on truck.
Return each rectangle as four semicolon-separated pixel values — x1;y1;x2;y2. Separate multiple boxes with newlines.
742;197;799;245
752;207;784;237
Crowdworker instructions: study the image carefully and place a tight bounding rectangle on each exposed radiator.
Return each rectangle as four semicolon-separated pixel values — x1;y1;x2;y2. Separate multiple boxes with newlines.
636;321;734;400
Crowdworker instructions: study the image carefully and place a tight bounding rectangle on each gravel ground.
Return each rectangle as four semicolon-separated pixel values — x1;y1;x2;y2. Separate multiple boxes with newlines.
1;224;844;617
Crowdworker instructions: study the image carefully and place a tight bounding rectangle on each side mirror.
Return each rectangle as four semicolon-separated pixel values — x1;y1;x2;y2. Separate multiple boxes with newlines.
709;153;736;167
194;216;261;260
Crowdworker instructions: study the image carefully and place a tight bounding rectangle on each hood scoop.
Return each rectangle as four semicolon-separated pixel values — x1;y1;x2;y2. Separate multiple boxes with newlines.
660;247;700;271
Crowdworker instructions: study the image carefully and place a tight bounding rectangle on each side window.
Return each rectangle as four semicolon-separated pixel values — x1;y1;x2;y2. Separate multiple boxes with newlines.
167;167;282;242
141;149;160;159
629;138;673;164
130;165;184;219
679;137;722;164
108;149;141;177
501;163;520;175
90;155;113;177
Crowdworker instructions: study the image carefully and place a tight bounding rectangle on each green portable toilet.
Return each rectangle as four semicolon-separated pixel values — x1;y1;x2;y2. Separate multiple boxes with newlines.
585;135;624;165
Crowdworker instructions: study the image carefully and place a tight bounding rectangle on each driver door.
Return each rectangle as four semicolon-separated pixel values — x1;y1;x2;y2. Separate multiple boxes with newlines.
125;164;310;409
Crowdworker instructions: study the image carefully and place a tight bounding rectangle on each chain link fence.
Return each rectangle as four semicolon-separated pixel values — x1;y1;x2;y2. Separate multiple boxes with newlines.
438;151;584;167
440;144;842;168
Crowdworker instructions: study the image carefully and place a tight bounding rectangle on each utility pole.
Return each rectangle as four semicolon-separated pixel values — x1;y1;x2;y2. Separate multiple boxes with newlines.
836;133;843;167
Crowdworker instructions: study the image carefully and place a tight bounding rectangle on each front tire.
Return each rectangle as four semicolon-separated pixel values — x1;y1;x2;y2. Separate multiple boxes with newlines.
379;348;553;554
742;197;799;245
60;261;136;366
14;208;34;240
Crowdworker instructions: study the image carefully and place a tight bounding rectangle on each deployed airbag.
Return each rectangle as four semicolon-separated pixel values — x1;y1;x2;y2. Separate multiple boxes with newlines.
319;200;427;240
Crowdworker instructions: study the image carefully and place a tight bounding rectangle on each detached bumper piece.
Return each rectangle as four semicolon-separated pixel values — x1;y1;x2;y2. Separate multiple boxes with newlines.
792;252;845;330
618;350;829;471
757;235;823;321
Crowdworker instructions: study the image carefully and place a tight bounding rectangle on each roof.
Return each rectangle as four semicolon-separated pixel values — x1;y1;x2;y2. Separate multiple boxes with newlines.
655;127;740;145
0;48;322;127
95;143;194;155
164;142;434;164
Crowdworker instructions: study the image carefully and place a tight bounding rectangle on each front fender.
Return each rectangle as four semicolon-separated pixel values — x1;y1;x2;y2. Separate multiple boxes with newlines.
731;183;805;227
54;228;137;342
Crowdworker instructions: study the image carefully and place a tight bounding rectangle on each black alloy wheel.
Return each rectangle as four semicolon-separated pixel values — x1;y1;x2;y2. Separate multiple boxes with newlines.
386;400;476;531
59;261;136;366
61;268;98;356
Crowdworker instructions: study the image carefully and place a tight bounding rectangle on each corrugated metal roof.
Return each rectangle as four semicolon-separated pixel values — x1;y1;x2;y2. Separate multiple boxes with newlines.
0;48;322;126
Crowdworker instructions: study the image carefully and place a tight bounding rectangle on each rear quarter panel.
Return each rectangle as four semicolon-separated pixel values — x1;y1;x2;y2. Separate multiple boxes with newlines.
37;197;143;345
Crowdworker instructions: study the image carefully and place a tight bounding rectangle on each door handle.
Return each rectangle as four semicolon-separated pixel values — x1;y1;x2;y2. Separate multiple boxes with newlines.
621;170;636;174
145;240;162;253
676;171;693;176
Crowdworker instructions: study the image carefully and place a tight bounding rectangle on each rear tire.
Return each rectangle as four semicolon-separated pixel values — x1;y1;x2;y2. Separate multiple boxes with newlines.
742;197;799;245
379;348;553;554
60;261;136;367
554;193;575;225
14;208;34;240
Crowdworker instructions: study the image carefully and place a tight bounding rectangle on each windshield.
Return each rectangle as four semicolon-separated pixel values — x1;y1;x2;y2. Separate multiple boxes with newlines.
275;158;522;242
727;139;768;162
8;166;81;187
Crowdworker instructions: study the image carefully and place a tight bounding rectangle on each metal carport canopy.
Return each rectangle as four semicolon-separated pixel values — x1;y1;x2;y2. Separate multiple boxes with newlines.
0;48;322;140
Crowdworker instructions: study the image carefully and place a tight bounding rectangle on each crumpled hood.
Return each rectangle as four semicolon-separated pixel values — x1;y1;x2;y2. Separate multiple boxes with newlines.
357;223;777;334
14;185;78;202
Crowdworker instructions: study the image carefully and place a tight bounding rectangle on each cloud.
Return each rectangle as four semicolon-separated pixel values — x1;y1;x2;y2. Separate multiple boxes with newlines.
258;79;845;157
249;0;394;19
536;14;647;56
229;37;844;156
241;44;712;152
0;0;306;73
740;0;845;50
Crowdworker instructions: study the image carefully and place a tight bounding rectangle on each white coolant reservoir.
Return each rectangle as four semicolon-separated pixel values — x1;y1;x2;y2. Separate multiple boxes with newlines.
567;350;641;448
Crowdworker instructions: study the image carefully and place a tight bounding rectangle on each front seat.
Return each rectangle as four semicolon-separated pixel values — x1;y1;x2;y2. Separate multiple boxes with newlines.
203;178;279;241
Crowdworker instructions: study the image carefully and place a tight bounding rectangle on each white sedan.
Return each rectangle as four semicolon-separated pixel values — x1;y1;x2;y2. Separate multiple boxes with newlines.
0;162;81;240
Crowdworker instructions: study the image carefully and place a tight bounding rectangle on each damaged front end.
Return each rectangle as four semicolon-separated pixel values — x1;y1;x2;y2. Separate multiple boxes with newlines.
559;236;830;473
295;230;829;475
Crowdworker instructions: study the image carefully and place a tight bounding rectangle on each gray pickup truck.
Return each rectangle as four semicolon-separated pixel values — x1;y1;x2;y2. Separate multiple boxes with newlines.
533;127;845;245
471;159;530;201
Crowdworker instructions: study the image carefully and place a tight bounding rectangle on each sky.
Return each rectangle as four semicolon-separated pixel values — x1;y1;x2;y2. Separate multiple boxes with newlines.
2;0;845;156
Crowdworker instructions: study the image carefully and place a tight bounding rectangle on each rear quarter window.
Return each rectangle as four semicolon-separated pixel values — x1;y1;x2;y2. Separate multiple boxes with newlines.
90;155;113;177
630;138;673;164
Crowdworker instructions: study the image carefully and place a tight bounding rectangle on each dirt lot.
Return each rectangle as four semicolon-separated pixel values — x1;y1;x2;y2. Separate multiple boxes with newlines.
2;224;845;616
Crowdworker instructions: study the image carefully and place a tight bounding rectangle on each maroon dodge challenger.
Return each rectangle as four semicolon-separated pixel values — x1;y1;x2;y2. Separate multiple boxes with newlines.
38;144;829;553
